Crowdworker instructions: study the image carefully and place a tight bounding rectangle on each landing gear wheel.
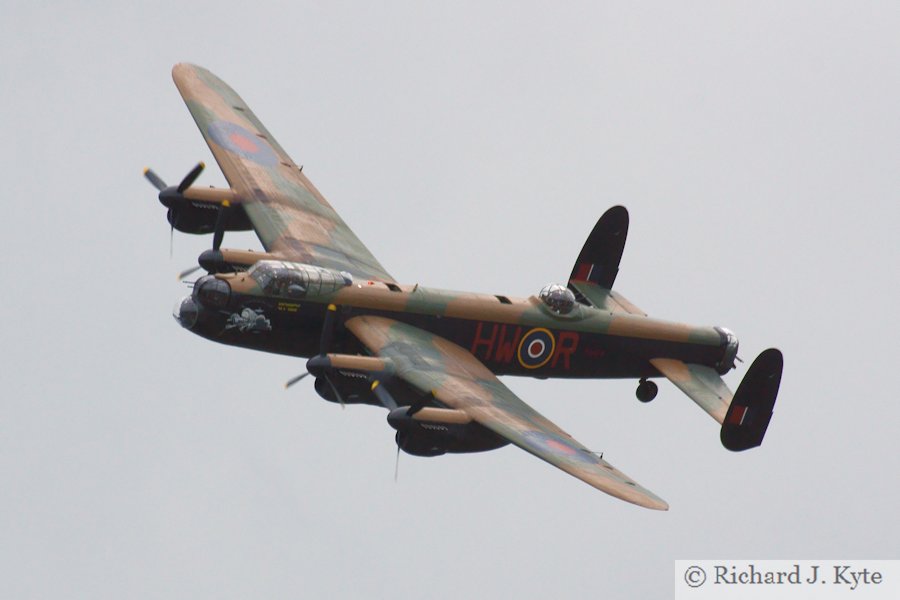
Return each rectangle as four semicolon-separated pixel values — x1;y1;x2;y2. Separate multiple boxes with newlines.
636;379;658;403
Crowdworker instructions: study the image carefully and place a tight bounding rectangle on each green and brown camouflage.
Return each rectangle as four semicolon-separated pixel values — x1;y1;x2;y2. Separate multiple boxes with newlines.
347;315;669;510
215;265;729;380
172;63;394;282
154;64;783;510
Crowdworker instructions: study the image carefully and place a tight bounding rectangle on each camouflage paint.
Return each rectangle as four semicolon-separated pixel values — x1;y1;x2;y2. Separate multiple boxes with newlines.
158;64;782;511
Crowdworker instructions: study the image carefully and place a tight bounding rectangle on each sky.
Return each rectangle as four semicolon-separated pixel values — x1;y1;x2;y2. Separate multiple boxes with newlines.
2;1;899;598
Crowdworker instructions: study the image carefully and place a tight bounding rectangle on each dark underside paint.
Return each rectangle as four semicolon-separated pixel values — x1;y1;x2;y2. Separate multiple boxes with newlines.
190;295;722;380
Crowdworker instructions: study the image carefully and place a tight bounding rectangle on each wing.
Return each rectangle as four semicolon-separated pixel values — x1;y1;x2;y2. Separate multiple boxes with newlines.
345;315;668;510
171;63;394;282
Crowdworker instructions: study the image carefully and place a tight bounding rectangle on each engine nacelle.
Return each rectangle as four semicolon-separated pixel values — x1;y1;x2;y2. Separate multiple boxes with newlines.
157;186;250;234
197;249;281;274
387;407;508;456
313;376;380;407
166;203;253;235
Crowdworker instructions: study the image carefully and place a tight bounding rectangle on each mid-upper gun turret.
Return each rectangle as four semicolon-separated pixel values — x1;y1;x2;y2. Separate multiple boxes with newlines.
538;283;577;314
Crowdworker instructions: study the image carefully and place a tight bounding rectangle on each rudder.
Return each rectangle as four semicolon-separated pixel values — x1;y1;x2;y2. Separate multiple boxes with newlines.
721;348;783;451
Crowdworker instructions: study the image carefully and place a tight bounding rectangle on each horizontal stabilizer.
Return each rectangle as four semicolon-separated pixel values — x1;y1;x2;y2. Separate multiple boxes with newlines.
649;358;732;423
570;281;646;316
720;348;783;451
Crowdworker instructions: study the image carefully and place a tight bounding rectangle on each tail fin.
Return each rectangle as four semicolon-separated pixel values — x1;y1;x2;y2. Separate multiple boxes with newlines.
569;205;628;289
650;348;783;451
721;349;783;451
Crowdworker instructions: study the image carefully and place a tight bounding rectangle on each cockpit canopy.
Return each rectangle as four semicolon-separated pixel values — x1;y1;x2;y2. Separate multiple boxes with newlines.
539;283;576;314
248;260;352;298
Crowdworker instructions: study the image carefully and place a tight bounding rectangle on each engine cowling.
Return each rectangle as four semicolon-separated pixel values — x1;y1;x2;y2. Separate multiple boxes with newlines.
387;407;508;456
314;376;381;407
166;202;253;235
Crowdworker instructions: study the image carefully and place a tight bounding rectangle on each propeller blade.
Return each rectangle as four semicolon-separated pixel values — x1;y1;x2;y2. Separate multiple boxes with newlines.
211;200;231;251
324;374;345;409
394;442;400;483
406;392;432;417
177;161;205;193
370;380;398;410
177;265;203;281
143;167;167;191
284;372;310;389
319;304;337;354
169;223;174;259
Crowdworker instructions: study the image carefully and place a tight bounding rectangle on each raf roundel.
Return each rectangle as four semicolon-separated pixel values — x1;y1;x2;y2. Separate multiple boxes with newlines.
522;431;600;465
207;120;278;167
517;328;556;369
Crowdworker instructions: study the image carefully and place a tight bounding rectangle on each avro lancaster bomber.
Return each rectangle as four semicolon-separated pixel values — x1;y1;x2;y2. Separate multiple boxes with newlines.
145;64;783;510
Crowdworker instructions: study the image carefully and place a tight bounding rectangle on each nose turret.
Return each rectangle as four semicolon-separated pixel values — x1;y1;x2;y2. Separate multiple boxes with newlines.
193;275;231;309
173;275;233;330
173;296;199;329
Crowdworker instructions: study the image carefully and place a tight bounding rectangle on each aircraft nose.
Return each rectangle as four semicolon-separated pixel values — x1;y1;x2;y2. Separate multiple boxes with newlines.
173;296;200;329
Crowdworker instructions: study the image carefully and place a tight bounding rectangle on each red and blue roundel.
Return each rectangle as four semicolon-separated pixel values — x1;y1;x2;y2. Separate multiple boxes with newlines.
517;328;556;369
522;431;600;464
207;120;278;167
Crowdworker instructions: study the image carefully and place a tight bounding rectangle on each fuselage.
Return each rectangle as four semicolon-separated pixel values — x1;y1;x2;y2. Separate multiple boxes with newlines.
177;261;736;381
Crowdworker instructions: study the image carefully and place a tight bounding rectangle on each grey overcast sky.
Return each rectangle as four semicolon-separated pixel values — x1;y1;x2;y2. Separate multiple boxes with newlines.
2;1;898;598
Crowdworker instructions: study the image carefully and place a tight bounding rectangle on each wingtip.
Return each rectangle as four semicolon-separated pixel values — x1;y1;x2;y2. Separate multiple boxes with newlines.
620;491;669;511
625;490;669;511
171;62;207;83
599;477;669;511
649;498;670;511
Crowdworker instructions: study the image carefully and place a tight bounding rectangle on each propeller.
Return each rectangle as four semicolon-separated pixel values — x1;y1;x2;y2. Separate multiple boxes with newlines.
319;303;337;353
143;168;167;191
177;162;205;193
321;374;346;409
405;392;432;417
370;380;398;410
144;163;241;280
284;372;311;390
144;167;174;256
177;264;203;281
284;305;345;407
143;162;205;201
315;305;345;407
178;219;233;281
211;200;233;253
179;197;232;280
144;162;206;262
394;442;401;483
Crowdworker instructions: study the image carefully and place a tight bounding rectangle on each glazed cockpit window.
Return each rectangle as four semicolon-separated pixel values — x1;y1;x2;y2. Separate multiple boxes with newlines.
248;261;352;298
